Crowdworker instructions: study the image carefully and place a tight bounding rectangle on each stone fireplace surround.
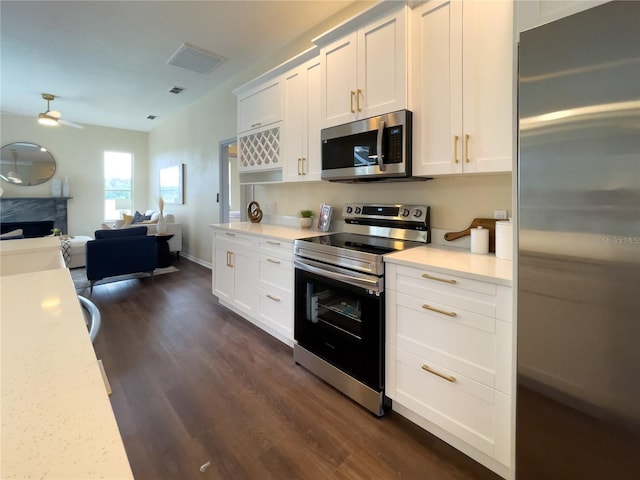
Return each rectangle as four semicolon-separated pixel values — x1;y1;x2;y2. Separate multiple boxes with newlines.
0;197;70;236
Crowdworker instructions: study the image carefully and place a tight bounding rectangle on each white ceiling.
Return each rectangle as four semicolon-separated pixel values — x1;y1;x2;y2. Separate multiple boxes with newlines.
1;0;365;133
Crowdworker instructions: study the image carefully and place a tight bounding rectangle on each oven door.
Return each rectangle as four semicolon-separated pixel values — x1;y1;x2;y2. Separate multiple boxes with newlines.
294;259;384;391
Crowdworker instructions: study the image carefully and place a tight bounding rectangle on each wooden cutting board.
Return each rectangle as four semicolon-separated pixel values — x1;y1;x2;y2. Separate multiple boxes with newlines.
444;218;497;252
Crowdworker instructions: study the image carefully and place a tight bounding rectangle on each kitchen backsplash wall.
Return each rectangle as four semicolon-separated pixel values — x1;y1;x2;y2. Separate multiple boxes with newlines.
254;173;512;232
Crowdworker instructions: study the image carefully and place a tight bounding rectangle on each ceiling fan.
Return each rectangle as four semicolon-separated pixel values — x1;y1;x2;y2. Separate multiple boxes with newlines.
38;93;84;129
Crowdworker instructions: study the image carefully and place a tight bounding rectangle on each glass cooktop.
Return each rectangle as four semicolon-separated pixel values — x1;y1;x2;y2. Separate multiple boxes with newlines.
298;232;424;256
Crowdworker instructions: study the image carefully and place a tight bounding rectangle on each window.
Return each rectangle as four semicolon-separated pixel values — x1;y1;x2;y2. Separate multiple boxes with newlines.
104;151;133;221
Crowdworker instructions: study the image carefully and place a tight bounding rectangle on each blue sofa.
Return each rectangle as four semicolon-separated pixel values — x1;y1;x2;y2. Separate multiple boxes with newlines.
85;226;157;294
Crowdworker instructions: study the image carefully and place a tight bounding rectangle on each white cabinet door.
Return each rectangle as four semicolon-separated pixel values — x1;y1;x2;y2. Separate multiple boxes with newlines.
358;9;408;119
213;246;234;302
321;32;358;127
283;57;322;182
412;0;513;176
517;0;609;33
237;79;283;134
321;6;408;128
211;230;258;318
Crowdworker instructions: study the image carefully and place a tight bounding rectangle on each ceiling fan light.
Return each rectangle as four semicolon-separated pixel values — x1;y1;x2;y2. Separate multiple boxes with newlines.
38;113;58;126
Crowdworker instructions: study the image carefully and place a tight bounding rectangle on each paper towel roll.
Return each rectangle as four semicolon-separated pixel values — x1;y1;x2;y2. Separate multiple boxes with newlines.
470;226;489;254
495;220;513;260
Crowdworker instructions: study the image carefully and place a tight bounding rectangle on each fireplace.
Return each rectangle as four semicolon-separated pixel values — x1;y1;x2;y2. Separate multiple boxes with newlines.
0;197;70;235
1;221;55;238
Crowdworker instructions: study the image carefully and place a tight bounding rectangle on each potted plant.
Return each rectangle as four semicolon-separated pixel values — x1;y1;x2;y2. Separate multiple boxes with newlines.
299;209;314;229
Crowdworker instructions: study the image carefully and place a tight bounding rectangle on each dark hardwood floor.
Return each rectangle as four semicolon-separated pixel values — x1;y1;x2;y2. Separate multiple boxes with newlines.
91;258;501;480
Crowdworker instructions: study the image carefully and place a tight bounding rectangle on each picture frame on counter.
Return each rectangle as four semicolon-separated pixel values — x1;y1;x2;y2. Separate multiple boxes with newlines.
317;204;332;232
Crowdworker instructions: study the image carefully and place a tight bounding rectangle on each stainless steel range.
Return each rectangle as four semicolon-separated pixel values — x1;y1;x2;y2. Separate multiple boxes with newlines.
293;204;430;416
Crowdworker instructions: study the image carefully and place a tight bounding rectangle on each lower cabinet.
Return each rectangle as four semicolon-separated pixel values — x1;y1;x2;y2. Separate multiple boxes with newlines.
212;229;294;345
212;230;259;318
385;263;513;478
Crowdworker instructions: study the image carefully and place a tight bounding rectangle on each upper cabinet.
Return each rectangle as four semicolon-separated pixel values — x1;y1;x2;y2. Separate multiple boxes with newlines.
319;6;409;128
237;79;283;134
412;0;513;176
283;57;322;182
517;0;609;33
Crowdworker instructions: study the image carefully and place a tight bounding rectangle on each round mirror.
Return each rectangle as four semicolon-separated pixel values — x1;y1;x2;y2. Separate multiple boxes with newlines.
0;142;56;186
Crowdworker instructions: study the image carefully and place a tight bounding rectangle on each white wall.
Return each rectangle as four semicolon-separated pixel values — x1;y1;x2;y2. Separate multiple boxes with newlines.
1;113;148;236
254;174;512;232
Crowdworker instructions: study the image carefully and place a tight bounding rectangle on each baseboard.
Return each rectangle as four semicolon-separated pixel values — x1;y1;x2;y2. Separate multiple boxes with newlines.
179;251;211;269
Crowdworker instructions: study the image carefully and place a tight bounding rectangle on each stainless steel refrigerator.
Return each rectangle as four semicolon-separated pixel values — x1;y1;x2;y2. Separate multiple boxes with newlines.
517;2;640;478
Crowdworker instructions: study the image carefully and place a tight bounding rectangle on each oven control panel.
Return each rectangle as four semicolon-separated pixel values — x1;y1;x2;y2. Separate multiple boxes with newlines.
344;203;428;223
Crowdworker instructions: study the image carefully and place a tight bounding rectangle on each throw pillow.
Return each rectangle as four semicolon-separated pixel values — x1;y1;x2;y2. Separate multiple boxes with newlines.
131;211;145;224
100;223;115;230
122;213;133;225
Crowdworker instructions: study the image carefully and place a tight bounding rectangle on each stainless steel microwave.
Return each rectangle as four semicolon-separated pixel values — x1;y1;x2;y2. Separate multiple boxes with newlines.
321;110;412;182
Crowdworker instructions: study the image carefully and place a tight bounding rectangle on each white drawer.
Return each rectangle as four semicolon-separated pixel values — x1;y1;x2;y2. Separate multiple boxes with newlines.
395;291;496;387
258;255;293;292
214;230;257;249
258;238;293;260
394;348;497;458
257;284;293;339
390;265;497;314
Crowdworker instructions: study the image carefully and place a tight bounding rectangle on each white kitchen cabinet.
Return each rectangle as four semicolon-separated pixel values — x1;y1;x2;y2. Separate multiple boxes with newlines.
412;0;513;176
517;0;609;33
283;57;322;182
256;237;294;342
212;228;296;345
237;78;283;134
212;230;259;318
320;6;408;128
385;263;513;476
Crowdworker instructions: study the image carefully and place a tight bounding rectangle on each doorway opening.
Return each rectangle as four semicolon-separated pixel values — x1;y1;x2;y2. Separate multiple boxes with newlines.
219;138;252;223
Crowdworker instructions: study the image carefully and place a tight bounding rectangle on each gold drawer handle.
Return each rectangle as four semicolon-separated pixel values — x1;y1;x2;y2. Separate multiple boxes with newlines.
422;304;457;318
251;122;262;128
226;251;234;268
422;364;456;383
454;135;460;164
350;90;356;113
266;258;281;264
266;294;281;302
266;240;281;246
421;273;456;284
225;232;236;236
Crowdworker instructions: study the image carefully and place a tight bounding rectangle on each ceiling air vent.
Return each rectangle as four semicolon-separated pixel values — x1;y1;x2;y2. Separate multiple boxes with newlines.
168;86;185;95
167;43;226;74
147;115;157;120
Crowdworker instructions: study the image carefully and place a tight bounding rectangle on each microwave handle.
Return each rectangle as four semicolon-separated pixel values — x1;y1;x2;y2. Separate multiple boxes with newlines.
377;120;386;171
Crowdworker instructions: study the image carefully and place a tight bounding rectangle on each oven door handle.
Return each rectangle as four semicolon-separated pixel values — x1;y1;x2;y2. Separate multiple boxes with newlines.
294;259;382;293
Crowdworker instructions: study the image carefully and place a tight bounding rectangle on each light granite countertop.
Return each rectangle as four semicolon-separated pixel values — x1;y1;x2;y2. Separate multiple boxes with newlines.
210;222;329;241
384;244;513;286
0;267;133;479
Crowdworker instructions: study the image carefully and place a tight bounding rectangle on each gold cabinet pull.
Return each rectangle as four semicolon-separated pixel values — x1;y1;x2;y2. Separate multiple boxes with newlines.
266;240;281;246
356;88;362;112
225;232;236;237
266;258;281;264
454;135;460;163
297;158;302;175
465;134;470;163
251;122;262;128
301;157;306;175
422;364;456;383
226;251;234;268
266;294;281;302
350;90;356;113
421;273;456;284
422;304;457;318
